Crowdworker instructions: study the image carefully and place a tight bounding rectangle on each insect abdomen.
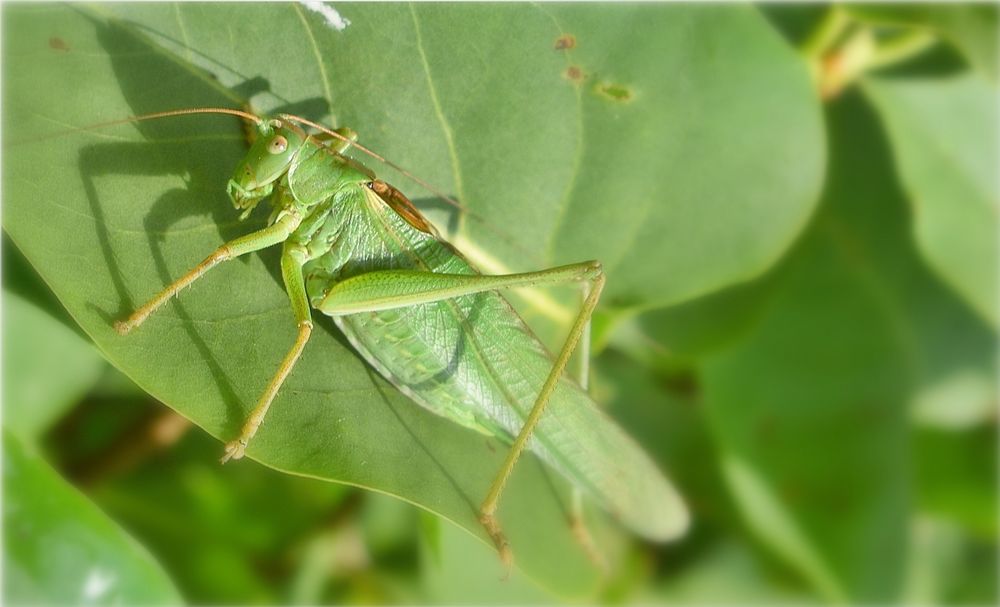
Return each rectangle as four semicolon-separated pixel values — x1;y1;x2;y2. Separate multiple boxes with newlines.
312;186;688;542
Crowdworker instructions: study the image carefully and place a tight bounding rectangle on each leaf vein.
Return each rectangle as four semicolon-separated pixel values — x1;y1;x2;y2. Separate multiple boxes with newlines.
293;3;335;117
172;4;193;64
409;5;466;205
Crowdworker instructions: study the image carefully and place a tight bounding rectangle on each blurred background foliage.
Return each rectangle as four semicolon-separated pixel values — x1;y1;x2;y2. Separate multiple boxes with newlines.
2;2;997;605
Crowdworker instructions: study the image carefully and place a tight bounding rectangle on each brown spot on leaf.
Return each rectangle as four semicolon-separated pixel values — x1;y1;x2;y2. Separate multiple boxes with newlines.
554;34;576;50
49;37;69;52
564;65;586;83
595;82;633;102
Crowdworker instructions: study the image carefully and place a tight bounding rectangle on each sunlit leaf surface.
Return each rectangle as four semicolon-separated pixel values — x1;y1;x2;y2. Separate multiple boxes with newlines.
3;3;823;593
3;431;181;605
865;74;999;327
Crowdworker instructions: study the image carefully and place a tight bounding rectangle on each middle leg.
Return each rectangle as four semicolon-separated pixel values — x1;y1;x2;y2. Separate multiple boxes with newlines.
221;241;314;463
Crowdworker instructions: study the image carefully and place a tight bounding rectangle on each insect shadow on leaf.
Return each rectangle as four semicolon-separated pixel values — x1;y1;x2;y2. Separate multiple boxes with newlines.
79;16;333;425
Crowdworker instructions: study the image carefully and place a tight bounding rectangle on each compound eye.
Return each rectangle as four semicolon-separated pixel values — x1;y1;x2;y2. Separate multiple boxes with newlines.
268;135;288;154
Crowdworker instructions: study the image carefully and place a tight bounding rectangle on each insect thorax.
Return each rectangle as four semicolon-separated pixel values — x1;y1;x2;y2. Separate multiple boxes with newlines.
286;141;374;209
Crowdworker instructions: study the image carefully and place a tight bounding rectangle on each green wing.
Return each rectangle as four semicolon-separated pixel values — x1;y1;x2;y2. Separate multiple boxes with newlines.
318;186;689;541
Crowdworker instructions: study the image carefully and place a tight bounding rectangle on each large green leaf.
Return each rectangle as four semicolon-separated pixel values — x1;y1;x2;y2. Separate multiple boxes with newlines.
2;291;107;441
2;3;821;593
864;74;999;327
3;430;181;605
702;92;996;602
2;236;108;440
11;2;823;308
629;272;781;366
419;518;552;605
650;540;811;604
592;349;730;524
87;426;354;604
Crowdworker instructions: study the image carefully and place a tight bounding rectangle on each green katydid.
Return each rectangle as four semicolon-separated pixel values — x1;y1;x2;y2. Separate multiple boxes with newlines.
109;107;689;568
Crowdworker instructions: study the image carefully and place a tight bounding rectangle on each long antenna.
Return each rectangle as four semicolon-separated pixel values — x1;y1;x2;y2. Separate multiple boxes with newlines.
24;106;536;262
92;107;263;128
20;107;263;146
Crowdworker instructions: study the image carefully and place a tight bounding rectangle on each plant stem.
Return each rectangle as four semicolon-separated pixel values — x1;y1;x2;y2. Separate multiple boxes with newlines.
868;29;938;71
801;5;851;60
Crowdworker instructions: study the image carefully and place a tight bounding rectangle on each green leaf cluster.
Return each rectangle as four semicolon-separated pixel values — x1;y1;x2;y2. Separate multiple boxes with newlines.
3;3;995;604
